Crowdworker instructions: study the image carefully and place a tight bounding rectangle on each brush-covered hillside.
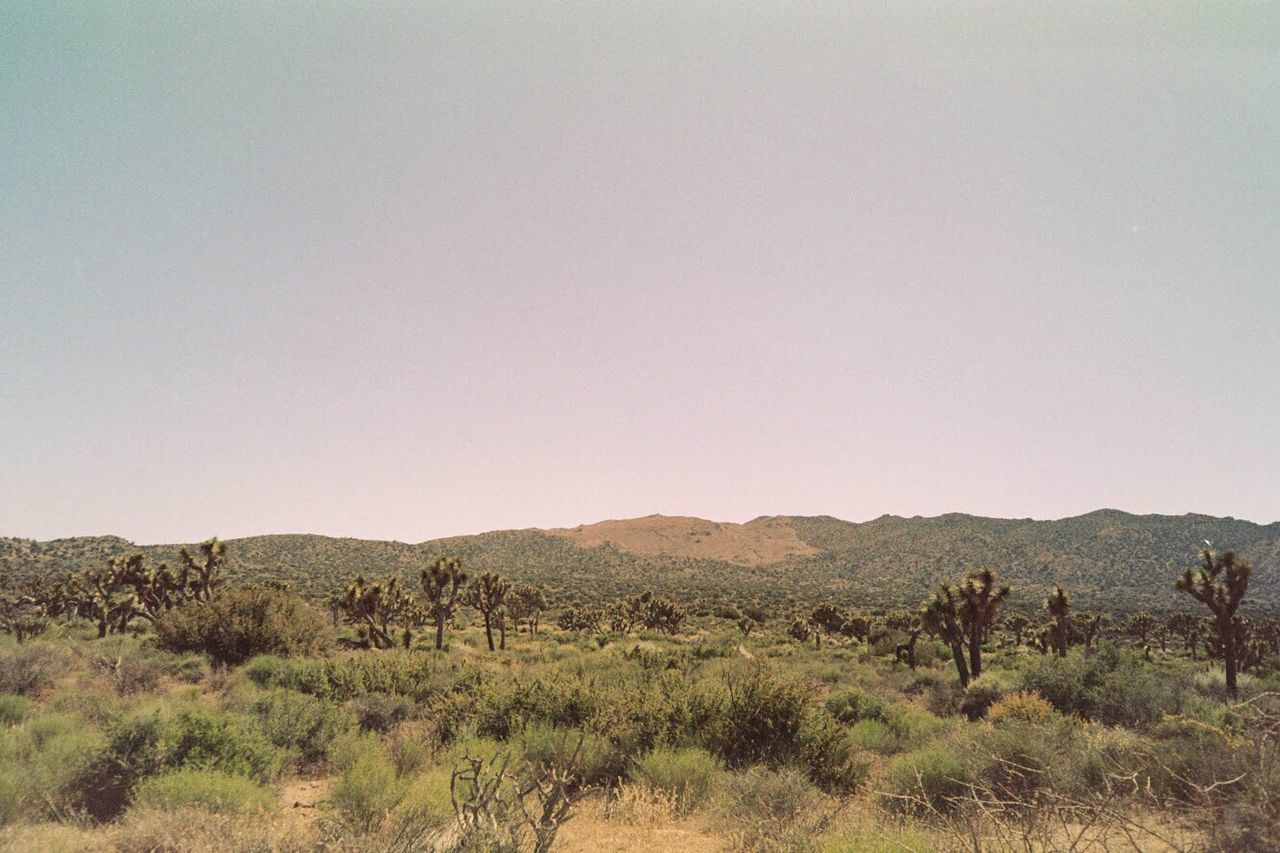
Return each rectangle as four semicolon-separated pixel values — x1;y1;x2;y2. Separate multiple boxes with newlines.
3;510;1278;611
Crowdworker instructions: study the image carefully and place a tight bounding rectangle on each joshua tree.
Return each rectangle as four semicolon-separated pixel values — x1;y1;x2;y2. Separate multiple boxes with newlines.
422;556;468;650
339;576;420;649
177;537;226;602
1078;613;1104;652
787;615;813;646
956;569;1010;679
1167;612;1201;659
736;617;754;638
556;606;601;634
466;572;512;652
810;604;844;650
895;627;923;669
839;614;872;643
638;595;685;635
922;585;969;687
1177;549;1252;696
1126;612;1159;647
1002;614;1032;648
1045;586;1072;657
0;574;50;643
508;585;549;635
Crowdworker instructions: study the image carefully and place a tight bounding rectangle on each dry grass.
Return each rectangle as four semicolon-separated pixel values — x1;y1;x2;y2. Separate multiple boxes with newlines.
556;786;729;852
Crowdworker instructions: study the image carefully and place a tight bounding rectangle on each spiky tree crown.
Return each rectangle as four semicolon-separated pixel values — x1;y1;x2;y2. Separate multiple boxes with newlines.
1176;550;1251;618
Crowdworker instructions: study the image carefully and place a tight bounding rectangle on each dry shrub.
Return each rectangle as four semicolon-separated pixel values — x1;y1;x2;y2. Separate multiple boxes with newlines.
107;805;317;852
987;691;1056;726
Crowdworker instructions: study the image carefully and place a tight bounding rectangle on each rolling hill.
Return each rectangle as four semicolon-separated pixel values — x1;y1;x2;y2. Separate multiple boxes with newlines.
3;510;1278;612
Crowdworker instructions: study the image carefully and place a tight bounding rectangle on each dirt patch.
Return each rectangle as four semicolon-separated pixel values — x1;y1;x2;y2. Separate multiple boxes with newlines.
275;775;333;834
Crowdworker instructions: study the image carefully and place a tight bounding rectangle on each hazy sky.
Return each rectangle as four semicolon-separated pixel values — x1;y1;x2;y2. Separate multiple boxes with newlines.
3;3;1278;543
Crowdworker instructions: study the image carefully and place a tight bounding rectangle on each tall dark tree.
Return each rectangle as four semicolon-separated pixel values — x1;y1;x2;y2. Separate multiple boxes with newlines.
922;585;970;687
339;576;420;649
421;557;468;650
956;569;1010;680
177;537;226;602
465;572;511;652
1002;614;1032;648
508;585;549;635
1176;549;1252;696
1045;586;1072;657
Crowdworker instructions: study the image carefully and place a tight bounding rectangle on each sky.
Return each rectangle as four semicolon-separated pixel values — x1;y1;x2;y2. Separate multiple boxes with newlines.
2;3;1278;544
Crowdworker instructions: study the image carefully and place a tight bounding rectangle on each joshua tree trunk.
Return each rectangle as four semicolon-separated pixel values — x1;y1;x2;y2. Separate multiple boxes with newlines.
483;612;494;651
1223;617;1238;695
968;623;983;679
950;641;970;687
435;614;446;650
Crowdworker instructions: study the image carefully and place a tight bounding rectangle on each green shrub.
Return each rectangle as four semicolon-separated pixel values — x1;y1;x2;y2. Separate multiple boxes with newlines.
959;675;1004;721
848;719;891;752
394;764;455;828
91;640;170;695
798;708;867;794
887;741;973;814
0;694;32;726
517;725;625;788
824;688;888;725
87;705;282;819
250;688;353;767
0;712;106;824
331;736;403;831
132;768;273;814
703;663;809;767
718;766;830;852
987;691;1055;726
630;746;723;811
242;651;449;702
350;692;415;734
154;587;333;666
0;643;68;696
1020;645;1184;728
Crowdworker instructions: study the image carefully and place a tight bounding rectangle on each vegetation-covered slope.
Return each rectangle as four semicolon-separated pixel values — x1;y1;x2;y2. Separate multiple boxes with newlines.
3;510;1277;610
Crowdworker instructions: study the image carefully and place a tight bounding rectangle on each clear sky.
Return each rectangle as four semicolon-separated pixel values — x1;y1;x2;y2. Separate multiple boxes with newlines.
3;3;1278;543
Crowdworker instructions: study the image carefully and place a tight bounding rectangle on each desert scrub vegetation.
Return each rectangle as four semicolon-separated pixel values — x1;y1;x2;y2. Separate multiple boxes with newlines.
0;544;1278;850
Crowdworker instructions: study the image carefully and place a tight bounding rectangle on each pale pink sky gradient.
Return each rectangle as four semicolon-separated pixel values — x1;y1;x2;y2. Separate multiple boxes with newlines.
3;3;1278;543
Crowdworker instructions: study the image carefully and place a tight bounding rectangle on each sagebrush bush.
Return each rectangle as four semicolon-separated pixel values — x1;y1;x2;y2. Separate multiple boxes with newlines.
250;687;353;767
0;642;68;696
154;587;333;666
798;708;867;794
331;735;403;832
517;724;625;788
718;766;831;852
630;746;723;811
987;690;1055;726
824;687;888;725
0;712;106;824
0;693;32;726
1020;645;1184;728
958;675;1004;721
703;663;809;768
131;768;274;814
350;691;415;734
886;740;973;814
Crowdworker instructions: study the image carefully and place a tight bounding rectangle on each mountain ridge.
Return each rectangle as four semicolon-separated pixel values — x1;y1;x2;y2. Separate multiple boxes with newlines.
4;510;1278;611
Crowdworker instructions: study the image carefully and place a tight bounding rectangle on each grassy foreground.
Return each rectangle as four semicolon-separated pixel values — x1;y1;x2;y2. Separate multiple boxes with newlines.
0;612;1277;852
